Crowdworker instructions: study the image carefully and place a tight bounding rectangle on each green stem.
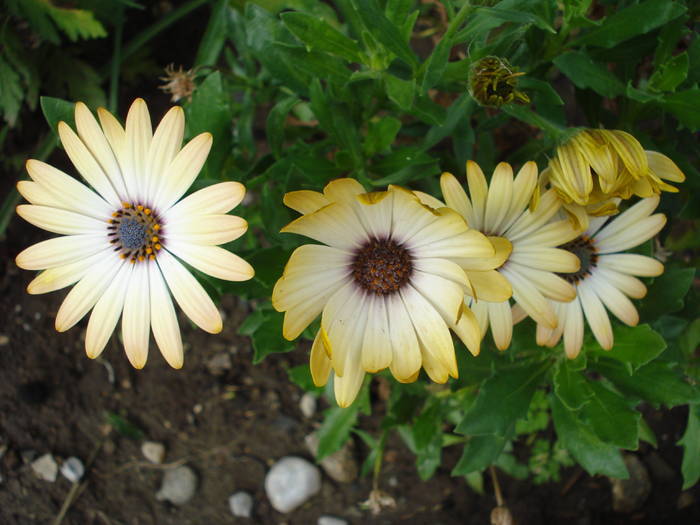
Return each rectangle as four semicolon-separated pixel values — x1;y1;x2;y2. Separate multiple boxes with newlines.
0;134;57;239
372;430;388;491
443;1;473;42
109;6;125;113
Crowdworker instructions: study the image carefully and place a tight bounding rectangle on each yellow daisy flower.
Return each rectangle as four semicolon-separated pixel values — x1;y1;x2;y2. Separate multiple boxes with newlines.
543;129;685;222
273;178;500;407
536;196;666;358
15;99;254;368
418;161;580;350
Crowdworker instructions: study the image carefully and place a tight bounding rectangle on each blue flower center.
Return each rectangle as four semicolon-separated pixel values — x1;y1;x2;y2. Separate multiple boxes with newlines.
118;218;148;250
108;203;163;264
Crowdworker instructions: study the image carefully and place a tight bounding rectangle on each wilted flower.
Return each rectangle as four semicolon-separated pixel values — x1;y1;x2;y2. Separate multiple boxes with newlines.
159;64;197;102
16;99;254;368
273;179;500;407
468;56;530;107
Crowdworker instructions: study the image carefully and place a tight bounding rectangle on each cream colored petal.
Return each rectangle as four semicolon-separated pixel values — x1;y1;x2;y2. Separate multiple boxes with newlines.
413;190;446;210
27;249;108;295
646;150;685;183
121;263;150;369
465;270;512;302
605;130;647;177
484;162;514;234
310;329;332;387
156;249;222;333
54;255;120;332
390;191;443;244
85;261;131;359
454;236;511;271
411;270;465;324
502;267;557;328
167;181;246;217
440;172;474;225
124;98;153;202
578;280;613;350
450;304;481;356
356;191;393;239
486;301;512;350
593;196;659;244
361;296;392;373
506;190;562;241
58;122;121;206
412;257;471;290
146;106;184;204
321;282;365;377
74;102;128;199
596;253;664;277
155;132;213;211
97;107;127;162
412;229;495;260
283;190;330;215
466;160;488;230
469;299;489;338
17;181;61;208
401;284;457;377
536;300;563;348
563;297;584;359
511;303;527;324
509;247;580;273
16;205;106;236
165;242;254;282
589;274;639;326
585;215;611;238
554;142;592;203
593;267;647;298
25;159;113;219
334;367;366;408
148;262;183;368
506;263;576;302
418;339;451;383
387;293;422;381
16;234;108;271
164;215;247;246
323;178;365;202
596;214;666;254
330;293;368;406
281;201;366;250
502;161;537;233
514;220;580;248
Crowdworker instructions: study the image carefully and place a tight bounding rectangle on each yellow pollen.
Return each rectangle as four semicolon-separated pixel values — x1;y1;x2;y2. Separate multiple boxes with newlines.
137;205;144;211
149;254;156;260
144;208;151;215
138;255;145;262
120;254;127;259
153;224;160;231
130;259;136;264
155;244;161;250
152;236;159;243
122;202;131;208
112;212;118;217
146;248;153;254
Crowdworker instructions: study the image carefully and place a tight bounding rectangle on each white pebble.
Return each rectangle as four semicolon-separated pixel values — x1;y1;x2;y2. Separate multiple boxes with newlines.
31;454;58;482
299;393;317;418
265;457;321;513
60;457;84;483
229;491;254;518
318;516;348;525
141;441;166;464
156;465;197;505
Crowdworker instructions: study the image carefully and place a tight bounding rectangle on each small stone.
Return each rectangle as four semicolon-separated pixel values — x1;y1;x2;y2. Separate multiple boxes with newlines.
677;491;694;510
305;432;358;483
60;457;84;483
646;452;674;482
206;353;232;375
265;457;321;513
229;491;254;518
491;506;515;525
610;454;651;513
0;334;9;346
156;465;197;505
31;454;58;482
318;516;348;525
141;441;166;464
299;393;317;418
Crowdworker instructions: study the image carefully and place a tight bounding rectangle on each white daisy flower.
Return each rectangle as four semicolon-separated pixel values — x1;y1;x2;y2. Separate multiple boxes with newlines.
417;161;581;350
15;99;254;368
536;196;666;358
272;178;501;407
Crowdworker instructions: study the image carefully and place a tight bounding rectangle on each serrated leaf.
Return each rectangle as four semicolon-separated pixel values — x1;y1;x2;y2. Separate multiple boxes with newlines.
364;116;401;156
661;88;700;131
282;11;362;63
678;404;700;490
48;5;107;41
586;324;667;371
582;381;640;449
551;396;628;478
553;359;593;411
649;52;689;92
572;0;686;49
456;360;551;437
553;51;625;98
250;312;296;364
385;74;415;109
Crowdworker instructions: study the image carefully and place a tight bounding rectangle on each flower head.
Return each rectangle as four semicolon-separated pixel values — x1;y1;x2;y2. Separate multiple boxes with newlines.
159;64;197;103
273;178;500;407
419;161;580;350
16;99;254;368
535;196;666;358
468;56;530;107
543;129;684;222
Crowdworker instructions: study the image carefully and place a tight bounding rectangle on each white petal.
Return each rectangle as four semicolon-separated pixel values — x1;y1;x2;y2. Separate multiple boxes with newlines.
156;249;222;333
164;214;247;246
506;190;561;241
411;270;464;324
121;263;150;368
563;297;584;359
593;266;647;298
124;98;153;203
281;201;367;251
148;262;183;368
484;162;513;234
321;282;366;377
55;256;121;332
85;262;132;359
595;214;666;254
361;296;392;372
487;300;513;350
27;249;109;295
501;161;538;232
450;305;481;357
16;205;106;236
589;274;639;326
440;172;474;225
146;106;184;204
596;254;664;277
594;196;660;243
167;181;246;217
502;266;557;329
506;262;576;302
165;242;254;282
578;280;613;350
16;234;109;270
155;132;212;211
509;247;580;273
387;293;422;381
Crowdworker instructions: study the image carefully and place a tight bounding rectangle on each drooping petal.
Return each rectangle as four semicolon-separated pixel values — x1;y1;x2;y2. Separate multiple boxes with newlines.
465;269;512;302
450;304;481;356
321;282;366;377
310;329;332;386
563;297;584;359
487;300;513;350
284;190;330;215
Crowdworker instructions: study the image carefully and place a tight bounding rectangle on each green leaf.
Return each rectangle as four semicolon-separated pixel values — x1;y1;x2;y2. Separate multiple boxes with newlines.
586;324;667;372
679;318;700;357
572;0;686;49
364;116;401;156
551;396;628;478
422;93;475;150
350;0;417;68
638;417;657;448
266;97;299;158
413;401;443;451
594;358;698;408
502;105;566;140
282;11;362;63
553;359;593;411
582;381;640;449
660;88;700;131
277;46;352;85
553;51;625;98
678;404;700;490
250;312;296;364
195;0;231;67
370;147;439;186
475;6;555;33
47;5;107;41
0;56;24;126
385;74;415;110
451;433;510;475
316;383;369;460
40;96;75;136
104;411;144;440
638;267;695;321
456;360;551;437
287;364;323;393
649;52;689;92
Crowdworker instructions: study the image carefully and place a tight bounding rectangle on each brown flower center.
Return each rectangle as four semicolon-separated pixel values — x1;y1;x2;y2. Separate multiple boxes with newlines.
108;202;163;264
352;237;413;295
558;236;597;284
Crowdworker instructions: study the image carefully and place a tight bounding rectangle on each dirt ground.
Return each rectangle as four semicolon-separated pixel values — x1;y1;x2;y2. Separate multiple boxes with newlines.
0;220;699;525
